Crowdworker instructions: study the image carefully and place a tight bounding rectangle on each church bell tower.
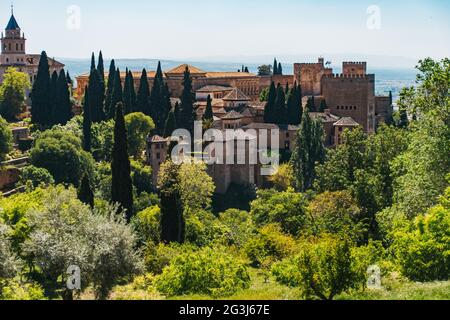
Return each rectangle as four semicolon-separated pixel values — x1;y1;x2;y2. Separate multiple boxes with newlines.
1;5;26;66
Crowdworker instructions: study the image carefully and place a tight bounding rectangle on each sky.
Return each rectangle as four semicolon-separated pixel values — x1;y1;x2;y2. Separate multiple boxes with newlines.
1;0;449;63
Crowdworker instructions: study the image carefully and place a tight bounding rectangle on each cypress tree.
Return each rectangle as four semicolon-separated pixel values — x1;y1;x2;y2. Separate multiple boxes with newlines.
319;99;327;112
274;84;287;124
78;174;94;208
287;83;302;125
66;71;73;86
291;111;325;191
90;52;96;71
160;162;185;244
105;59;116;117
48;71;58;126
398;107;409;129
178;66;196;134
306;96;316;112
150;61;165;134
264;82;277;123
123;68;132;115
111;102;133;220
163;109;176;138
136;68;151;115
174;101;181;127
82;87;92;152
87;69;105;122
244;66;249;73
108;68;123;119
53;70;72;125
129;71;137;113
203;94;214;121
273;58;278;75
278;62;283;75
31;51;50;128
97;51;105;81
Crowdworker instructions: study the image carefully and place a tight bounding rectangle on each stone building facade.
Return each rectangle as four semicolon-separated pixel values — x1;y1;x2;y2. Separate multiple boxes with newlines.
0;10;65;87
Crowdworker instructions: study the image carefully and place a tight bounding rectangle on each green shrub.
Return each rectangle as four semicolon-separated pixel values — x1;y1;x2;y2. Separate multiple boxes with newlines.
155;247;250;297
245;224;297;267
20;165;54;188
272;235;365;300
217;209;256;247
0;279;45;300
132;206;161;246
391;196;450;282
144;242;196;275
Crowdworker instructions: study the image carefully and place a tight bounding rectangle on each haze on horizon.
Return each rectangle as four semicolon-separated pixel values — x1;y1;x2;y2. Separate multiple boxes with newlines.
2;0;449;68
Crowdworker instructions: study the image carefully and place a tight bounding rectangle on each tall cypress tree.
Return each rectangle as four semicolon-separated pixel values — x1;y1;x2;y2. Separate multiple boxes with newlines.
129;71;137;113
123;68;132;115
105;59;116;117
82;87;92;152
31;51;51;128
203;94;214;121
90;52;96;71
178;66;195;134
287;83;302;126
136;68;151;115
274;84;287;124
273;58;278;75
48;71;58;126
306;96;316;112
174;101;181;127
108;68;123;119
291;112;325;191
87;69;105;122
160;162;185;244
150;62;165;133
264;82;277;123
97;51;105;81
319;99;327;112
278;62;283;75
53;70;72;125
163;109;177;138
244;66;249;73
78;174;94;208
111;102;133;220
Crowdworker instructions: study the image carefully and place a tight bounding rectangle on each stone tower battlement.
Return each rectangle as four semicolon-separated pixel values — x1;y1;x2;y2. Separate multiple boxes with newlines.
324;73;374;80
342;62;367;75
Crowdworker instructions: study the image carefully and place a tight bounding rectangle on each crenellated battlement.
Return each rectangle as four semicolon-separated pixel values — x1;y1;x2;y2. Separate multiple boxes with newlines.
343;61;367;65
324;73;374;80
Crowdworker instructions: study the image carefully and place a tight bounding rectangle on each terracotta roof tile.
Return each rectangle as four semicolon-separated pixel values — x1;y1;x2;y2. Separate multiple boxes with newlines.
222;88;251;101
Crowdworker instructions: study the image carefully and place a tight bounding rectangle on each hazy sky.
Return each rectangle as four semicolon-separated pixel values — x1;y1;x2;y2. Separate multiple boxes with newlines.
1;0;449;61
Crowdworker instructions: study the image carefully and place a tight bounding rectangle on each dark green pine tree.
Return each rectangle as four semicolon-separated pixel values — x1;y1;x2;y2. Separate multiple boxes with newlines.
274;84;287;124
287;83;303;125
105;59;116;117
273;58;278;75
389;91;393;106
82;87;92;152
319;99;327;112
31;51;51;128
53;70;72;125
264;82;277;123
136;68;151;115
291;111;325;191
203;94;214;121
108;68;123;119
111;102;133;220
244;66;249;73
278;62;283;75
87;69;105;122
129;71;137;113
90;52;96;71
178;66;196;134
163;109;177;138
97;51;105;81
78;174;94;208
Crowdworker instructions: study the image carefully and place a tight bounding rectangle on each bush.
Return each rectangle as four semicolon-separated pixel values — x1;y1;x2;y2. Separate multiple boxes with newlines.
272;236;365;300
245;224;297;267
131;160;153;194
0;116;12;162
250;189;308;236
30;129;94;187
217;209;256;247
0;223;21;279
132;206;161;246
144;242;195;275
155;247;250;297
391;194;450;282
0;279;45;300
20;165;54;188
